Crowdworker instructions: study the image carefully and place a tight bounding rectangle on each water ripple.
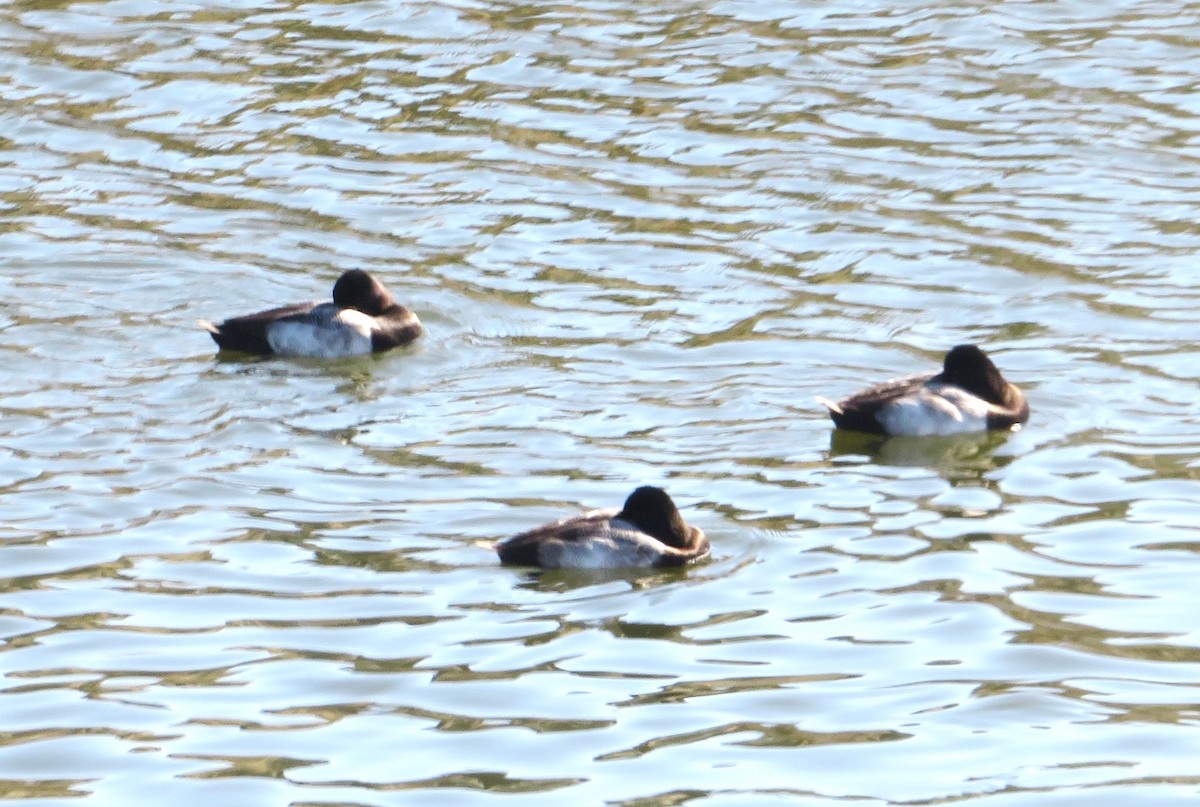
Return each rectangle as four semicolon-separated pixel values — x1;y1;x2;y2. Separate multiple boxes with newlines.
5;0;1200;803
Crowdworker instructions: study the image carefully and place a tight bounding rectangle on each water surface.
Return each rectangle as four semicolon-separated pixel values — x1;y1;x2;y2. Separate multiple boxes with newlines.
3;0;1200;804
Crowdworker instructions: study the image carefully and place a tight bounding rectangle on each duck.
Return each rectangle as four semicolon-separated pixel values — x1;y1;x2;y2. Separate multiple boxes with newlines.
199;269;421;358
495;486;710;570
818;344;1029;437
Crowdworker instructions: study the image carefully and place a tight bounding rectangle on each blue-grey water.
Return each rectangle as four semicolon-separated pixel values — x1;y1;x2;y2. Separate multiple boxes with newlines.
4;0;1200;804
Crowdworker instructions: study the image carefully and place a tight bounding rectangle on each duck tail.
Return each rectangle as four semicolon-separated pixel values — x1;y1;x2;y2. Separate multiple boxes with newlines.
815;396;843;415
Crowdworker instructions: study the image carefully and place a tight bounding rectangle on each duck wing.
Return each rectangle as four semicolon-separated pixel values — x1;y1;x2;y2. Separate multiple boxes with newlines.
820;372;934;434
201;300;321;355
369;306;423;352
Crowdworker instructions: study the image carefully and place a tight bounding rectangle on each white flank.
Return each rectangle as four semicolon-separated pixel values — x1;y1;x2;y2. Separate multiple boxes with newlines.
540;518;663;569
877;385;990;436
267;306;374;358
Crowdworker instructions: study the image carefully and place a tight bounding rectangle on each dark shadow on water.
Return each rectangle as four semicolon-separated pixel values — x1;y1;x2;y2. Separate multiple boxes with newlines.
205;335;421;370
210;349;268;365
827;428;1020;480
209;349;381;371
507;563;701;594
203;348;411;403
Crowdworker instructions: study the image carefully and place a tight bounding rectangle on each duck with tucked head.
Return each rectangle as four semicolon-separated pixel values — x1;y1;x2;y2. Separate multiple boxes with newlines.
495;486;710;570
818;344;1029;437
199;269;421;358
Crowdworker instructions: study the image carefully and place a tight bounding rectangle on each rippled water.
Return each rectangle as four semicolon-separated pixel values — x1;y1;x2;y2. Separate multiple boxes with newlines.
4;0;1200;803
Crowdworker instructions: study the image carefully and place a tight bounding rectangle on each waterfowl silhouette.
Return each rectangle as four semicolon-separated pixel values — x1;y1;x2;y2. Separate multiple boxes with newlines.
818;344;1028;436
495;486;710;570
199;269;421;358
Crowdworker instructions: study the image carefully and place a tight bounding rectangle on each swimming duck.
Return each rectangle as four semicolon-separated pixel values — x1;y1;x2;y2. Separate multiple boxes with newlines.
818;344;1029;436
199;269;421;358
495;486;710;570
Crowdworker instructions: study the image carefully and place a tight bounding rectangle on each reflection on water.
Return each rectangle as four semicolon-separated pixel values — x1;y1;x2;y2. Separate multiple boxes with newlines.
828;427;1018;476
4;0;1200;804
